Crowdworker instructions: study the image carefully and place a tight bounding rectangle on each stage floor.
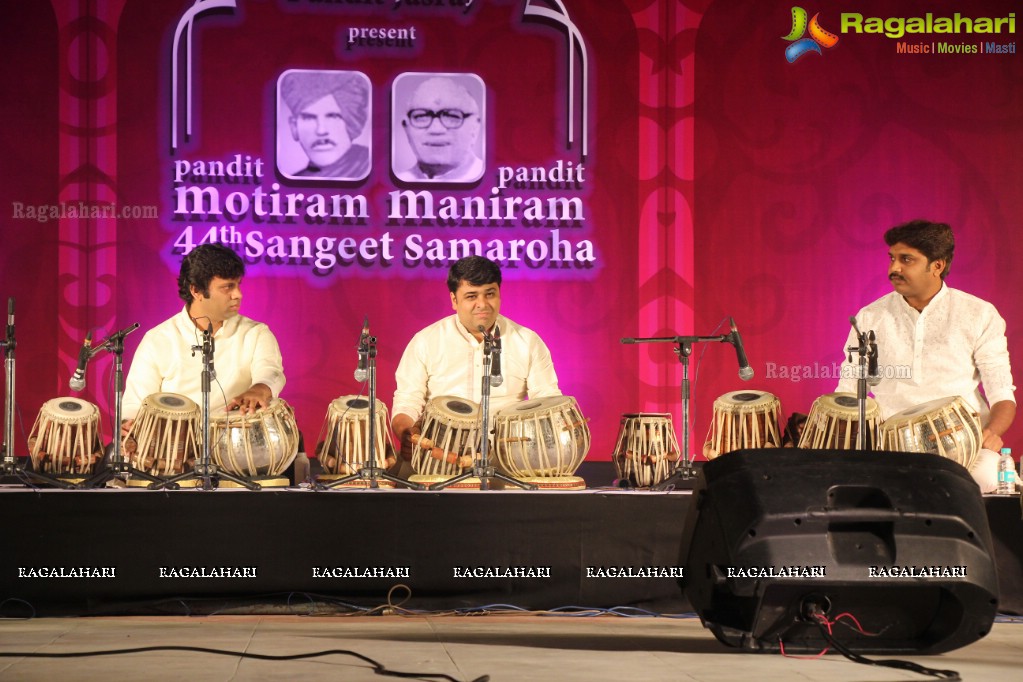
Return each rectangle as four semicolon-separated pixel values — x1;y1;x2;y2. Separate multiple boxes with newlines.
1;614;1021;681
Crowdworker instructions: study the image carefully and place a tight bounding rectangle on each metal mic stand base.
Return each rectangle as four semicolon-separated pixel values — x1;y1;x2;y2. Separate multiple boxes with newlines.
80;456;164;489
320;466;424;491
429;463;537;491
0;456;78;489
155;463;261;491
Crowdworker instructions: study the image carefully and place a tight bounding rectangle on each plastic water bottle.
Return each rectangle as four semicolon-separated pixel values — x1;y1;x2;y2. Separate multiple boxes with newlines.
996;447;1017;495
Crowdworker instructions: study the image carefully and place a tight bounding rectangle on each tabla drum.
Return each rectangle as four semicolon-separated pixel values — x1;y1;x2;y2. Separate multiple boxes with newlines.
28;397;104;479
124;393;201;478
799;392;882;450
316;395;397;488
879;396;982;470
612;413;681;487
210;398;299;487
703;390;781;459
493;396;590;490
410;396;482;487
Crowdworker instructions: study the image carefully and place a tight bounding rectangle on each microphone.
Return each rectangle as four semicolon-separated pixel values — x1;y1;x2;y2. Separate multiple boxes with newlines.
354;316;369;382
729;317;754;381
867;330;881;386
490;325;503;387
69;331;93;391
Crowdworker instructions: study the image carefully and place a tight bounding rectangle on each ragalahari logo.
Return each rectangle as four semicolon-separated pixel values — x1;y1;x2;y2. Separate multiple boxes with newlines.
783;7;839;62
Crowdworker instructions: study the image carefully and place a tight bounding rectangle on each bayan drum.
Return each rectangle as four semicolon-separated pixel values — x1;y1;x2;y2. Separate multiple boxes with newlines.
124;393;200;477
612;412;681;487
316;395;397;486
493;396;590;489
410;396;482;485
703;390;781;459
879;396;982;470
28;397;104;478
210;398;299;485
799;392;882;450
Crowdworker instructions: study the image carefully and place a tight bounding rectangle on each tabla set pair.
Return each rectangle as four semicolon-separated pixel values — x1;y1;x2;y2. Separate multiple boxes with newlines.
27;394;300;486
318;394;591;489
612;390;985;487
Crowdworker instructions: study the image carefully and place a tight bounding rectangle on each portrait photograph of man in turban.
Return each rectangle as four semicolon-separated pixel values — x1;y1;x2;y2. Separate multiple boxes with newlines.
277;69;372;181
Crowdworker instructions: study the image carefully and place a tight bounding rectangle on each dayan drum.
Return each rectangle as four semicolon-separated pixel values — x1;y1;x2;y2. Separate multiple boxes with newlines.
879;396;982;470
798;392;882;450
703;390;782;459
612;413;681;487
493;396;590;489
28;397;104;477
410;396;482;479
210;398;299;483
316;396;397;481
124;393;200;476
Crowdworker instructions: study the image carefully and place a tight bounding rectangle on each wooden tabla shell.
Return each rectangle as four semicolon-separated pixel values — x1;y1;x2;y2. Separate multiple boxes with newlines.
799;392;882;450
316;395;396;476
210;398;299;477
28;397;103;475
493;396;590;478
411;396;481;477
124;392;200;476
612;413;680;487
879;396;982;470
704;390;781;459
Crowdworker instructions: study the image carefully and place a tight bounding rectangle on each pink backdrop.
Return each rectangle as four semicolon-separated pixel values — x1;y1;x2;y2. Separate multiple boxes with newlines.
1;0;1019;466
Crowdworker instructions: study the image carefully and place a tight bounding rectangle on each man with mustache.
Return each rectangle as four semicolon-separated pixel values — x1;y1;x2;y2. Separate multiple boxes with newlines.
280;70;370;180
836;220;1015;450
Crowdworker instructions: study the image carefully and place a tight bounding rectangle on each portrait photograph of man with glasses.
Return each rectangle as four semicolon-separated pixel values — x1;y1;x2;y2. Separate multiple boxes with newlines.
392;72;486;184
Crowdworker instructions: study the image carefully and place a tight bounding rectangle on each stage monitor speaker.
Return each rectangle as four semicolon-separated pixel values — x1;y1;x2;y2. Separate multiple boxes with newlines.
679;448;998;654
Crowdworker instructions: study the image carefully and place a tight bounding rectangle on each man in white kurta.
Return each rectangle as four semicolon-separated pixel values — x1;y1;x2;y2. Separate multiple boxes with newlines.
391;256;560;471
836;220;1014;451
122;309;285;421
123;244;285;424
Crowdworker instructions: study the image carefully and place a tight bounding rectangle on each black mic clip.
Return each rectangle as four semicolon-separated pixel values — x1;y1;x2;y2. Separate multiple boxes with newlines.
354;317;374;383
2;297;14;352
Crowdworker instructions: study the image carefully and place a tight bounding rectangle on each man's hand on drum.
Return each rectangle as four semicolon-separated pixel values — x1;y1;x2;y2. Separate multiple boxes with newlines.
982;428;1003;452
227;383;273;415
391;413;419;461
120;419;134;438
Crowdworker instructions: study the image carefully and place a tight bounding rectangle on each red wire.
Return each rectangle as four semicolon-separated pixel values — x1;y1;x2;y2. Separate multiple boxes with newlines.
831;612;880;636
778;609;881;659
778;614;832;659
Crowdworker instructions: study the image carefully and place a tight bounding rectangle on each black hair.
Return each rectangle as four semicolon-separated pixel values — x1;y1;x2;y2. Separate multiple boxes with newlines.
884;220;955;280
447;256;501;294
177;244;245;305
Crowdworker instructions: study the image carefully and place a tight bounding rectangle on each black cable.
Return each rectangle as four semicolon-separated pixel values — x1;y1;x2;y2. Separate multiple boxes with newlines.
814;619;961;680
0;646;489;682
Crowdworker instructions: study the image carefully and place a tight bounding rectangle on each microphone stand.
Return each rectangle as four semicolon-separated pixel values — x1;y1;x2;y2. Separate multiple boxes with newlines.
621;332;733;489
80;324;160;488
154;323;260;491
321;329;422;490
846;318;876;451
432;326;535;491
0;298;72;487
